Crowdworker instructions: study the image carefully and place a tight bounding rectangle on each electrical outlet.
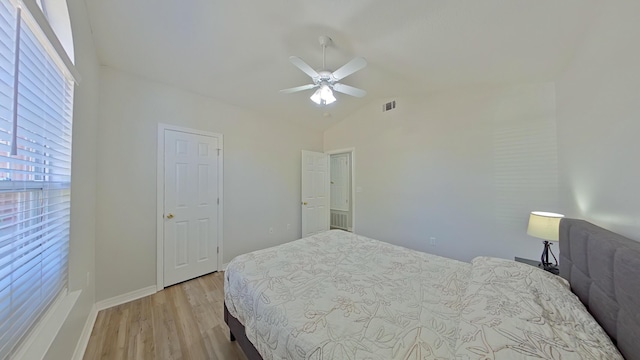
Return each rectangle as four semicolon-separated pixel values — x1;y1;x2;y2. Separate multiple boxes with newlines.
429;237;436;246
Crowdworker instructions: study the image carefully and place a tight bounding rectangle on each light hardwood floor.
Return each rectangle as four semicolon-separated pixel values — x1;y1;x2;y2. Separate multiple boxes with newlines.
83;272;248;360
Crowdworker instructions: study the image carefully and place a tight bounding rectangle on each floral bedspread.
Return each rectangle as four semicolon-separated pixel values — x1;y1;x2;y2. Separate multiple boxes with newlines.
455;257;622;359
224;230;621;359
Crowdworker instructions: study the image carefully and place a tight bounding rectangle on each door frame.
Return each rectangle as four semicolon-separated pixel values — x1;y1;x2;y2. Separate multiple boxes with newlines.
325;148;356;233
156;124;224;291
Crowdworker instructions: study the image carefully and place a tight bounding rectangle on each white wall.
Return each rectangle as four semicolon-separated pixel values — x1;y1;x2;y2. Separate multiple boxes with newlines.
95;67;323;301
45;0;100;358
557;0;640;241
324;84;560;262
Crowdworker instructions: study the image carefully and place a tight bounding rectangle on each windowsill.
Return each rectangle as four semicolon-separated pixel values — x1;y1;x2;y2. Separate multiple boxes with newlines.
10;289;81;360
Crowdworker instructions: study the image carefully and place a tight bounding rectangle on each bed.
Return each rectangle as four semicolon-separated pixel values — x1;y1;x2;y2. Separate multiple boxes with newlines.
224;219;640;359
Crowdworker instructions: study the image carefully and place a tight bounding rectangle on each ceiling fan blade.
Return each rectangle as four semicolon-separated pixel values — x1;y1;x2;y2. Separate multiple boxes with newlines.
279;84;318;94
332;83;367;98
332;57;367;81
289;56;319;79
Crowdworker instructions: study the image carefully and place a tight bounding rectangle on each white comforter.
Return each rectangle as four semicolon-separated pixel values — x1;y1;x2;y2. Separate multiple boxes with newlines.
224;230;621;359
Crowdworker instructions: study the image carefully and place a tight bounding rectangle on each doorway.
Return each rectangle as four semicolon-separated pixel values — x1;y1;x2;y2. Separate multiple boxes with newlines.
300;149;356;235
328;149;355;232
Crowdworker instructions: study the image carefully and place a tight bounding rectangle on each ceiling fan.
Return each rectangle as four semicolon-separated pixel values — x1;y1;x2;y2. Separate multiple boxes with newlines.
280;35;367;105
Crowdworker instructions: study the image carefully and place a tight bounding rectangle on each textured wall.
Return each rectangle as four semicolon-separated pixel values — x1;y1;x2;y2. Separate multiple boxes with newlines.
324;84;559;262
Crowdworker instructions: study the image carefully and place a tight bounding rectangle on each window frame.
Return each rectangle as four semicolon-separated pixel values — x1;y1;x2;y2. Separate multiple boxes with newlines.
0;0;78;358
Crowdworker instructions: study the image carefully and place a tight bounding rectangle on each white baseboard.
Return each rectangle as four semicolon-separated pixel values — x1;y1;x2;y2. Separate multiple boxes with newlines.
71;286;156;359
221;262;229;271
71;304;98;360
96;285;157;311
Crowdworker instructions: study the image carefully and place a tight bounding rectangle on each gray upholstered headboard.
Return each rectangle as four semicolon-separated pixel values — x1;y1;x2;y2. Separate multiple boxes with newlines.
559;218;640;360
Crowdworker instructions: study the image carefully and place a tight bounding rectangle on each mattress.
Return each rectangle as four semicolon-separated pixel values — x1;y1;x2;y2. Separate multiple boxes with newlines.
224;230;621;359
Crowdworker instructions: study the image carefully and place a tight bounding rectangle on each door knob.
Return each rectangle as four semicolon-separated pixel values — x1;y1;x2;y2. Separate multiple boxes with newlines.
166;213;174;219
302;202;308;205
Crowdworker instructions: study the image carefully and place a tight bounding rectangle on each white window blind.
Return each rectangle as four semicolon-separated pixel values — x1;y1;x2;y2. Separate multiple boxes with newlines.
0;0;74;358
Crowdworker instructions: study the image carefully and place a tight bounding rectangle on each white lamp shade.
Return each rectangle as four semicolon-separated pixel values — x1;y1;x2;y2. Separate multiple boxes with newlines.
322;86;336;104
527;211;564;241
310;88;322;104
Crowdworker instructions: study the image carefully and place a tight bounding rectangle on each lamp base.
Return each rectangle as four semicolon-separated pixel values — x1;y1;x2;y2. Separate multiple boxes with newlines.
541;264;559;275
540;240;558;269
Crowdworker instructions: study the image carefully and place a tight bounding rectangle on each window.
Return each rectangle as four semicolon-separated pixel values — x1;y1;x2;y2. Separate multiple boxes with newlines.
0;0;75;358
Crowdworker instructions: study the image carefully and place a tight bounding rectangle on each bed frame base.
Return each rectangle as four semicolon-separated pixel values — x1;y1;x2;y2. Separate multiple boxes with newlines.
224;303;263;360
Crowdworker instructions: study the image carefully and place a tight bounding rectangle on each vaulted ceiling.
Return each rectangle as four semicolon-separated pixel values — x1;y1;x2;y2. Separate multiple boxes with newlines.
84;0;601;130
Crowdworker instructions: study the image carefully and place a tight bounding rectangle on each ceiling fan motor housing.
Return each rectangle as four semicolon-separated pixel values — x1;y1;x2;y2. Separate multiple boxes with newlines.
316;71;335;85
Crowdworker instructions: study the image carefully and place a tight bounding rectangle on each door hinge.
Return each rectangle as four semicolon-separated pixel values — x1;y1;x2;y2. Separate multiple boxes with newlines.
217;198;219;205
217;149;220;156
217;246;219;254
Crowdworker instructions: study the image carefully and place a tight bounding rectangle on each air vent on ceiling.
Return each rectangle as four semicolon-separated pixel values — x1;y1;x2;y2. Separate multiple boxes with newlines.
382;100;396;112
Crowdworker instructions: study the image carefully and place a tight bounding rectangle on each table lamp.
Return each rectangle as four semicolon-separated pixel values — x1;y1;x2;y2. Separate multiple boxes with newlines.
527;211;564;272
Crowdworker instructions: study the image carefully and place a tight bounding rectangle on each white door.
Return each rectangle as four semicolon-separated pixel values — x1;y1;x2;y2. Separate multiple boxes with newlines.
301;150;330;237
164;129;219;287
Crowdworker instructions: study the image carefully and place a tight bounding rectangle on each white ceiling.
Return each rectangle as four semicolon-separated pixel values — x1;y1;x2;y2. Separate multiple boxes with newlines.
84;0;600;130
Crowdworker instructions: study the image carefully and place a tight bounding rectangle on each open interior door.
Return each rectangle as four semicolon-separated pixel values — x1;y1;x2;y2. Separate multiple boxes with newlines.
301;150;330;237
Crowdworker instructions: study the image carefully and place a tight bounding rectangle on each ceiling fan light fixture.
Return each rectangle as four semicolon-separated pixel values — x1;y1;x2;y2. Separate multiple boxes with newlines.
310;88;322;104
321;84;336;104
310;84;336;105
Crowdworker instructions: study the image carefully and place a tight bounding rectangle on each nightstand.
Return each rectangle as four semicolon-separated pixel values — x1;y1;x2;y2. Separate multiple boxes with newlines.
514;257;559;275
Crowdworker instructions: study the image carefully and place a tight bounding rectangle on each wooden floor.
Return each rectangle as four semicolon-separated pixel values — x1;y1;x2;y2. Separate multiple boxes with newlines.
83;272;248;360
